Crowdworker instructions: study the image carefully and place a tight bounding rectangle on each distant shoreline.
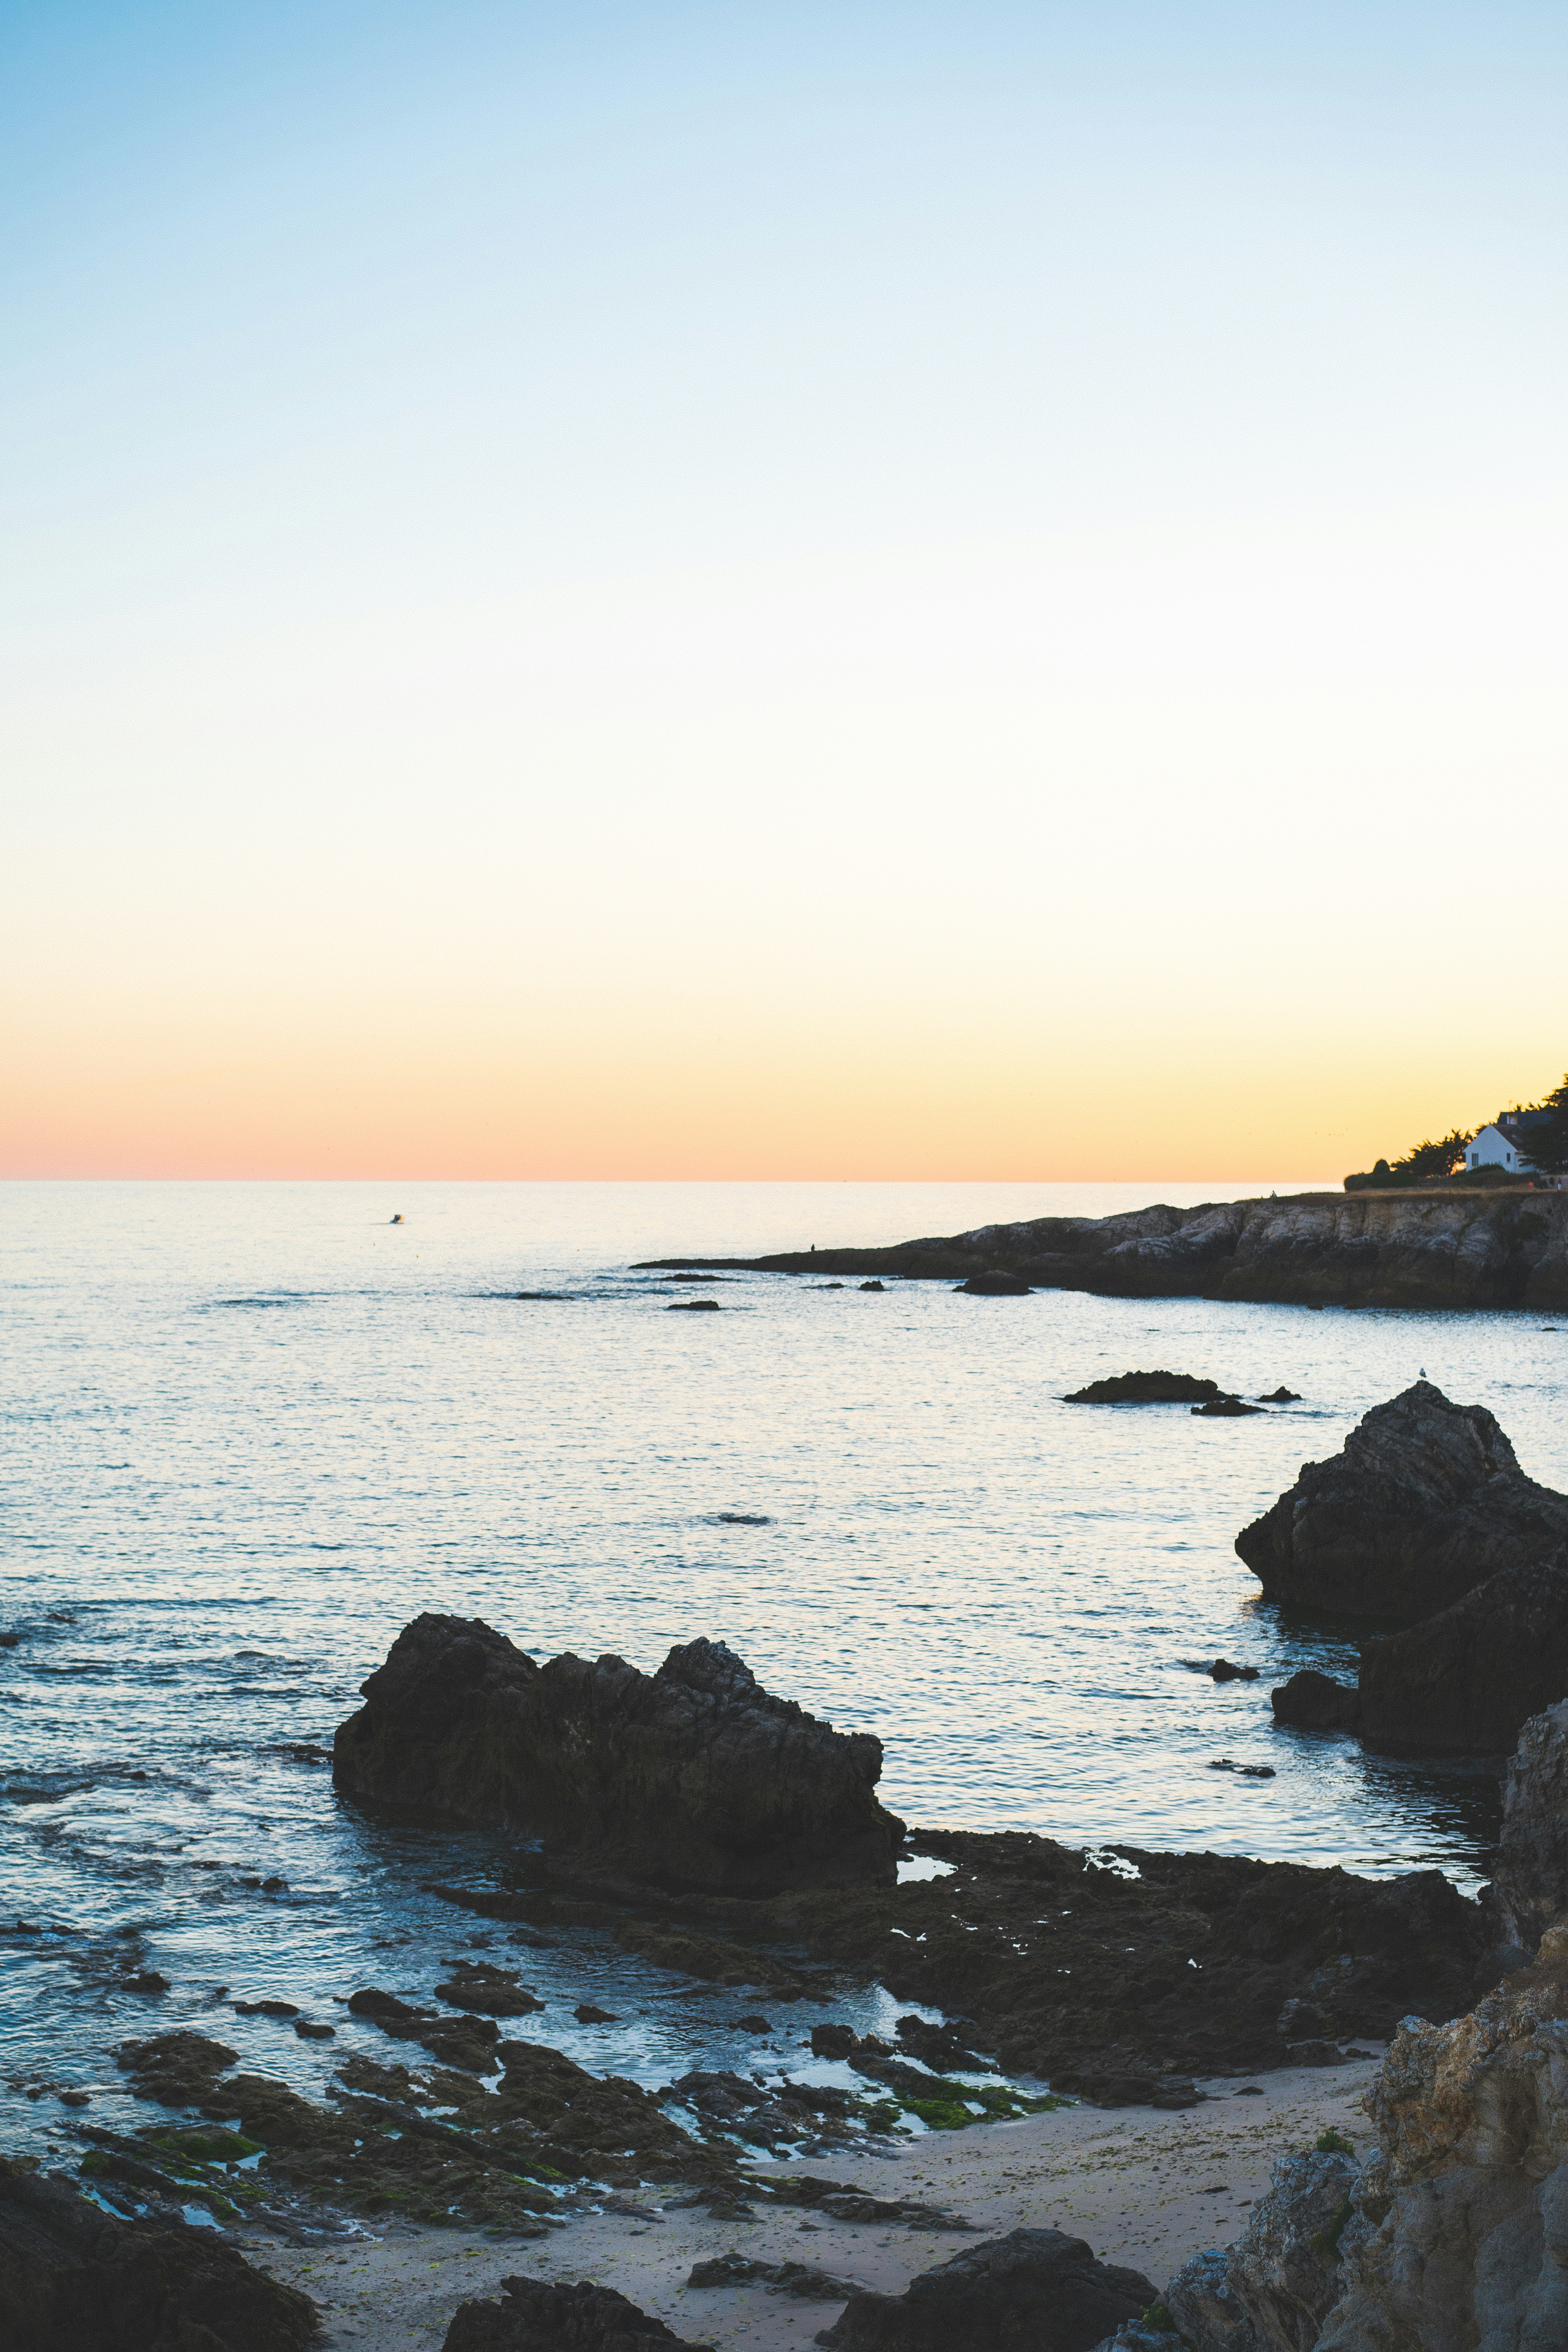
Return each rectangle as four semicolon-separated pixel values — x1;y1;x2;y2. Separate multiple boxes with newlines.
637;1187;1568;1311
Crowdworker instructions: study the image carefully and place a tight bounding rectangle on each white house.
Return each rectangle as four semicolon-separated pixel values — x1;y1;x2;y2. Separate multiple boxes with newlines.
1467;1111;1551;1173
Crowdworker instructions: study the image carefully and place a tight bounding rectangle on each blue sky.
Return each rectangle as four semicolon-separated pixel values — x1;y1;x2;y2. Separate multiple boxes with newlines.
4;4;1566;1175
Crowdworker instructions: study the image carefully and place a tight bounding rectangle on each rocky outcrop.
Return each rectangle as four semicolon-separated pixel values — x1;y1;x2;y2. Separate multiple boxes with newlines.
1312;1922;1568;2350
815;2229;1156;2350
0;2154;317;2352
636;1189;1568;1310
1356;1543;1568;1754
1064;1371;1230;1404
1488;1697;1568;1953
442;2276;705;2350
1270;1672;1360;1732
1235;1382;1568;1618
1168;2145;1359;2352
439;1829;1486;2104
333;1616;902;1893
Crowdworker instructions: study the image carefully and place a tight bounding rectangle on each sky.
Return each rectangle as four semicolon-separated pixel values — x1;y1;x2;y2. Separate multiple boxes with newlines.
3;1;1565;1181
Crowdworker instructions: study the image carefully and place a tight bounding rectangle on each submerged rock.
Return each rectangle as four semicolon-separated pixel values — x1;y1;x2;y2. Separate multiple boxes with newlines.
1357;1541;1568;1754
815;2228;1156;2350
953;1269;1032;1295
433;1959;545;2017
0;2154;317;2352
1194;1398;1265;1417
442;2275;706;2350
1235;1381;1568;1618
115;2032;238;2107
334;1615;902;1893
1490;1696;1568;1953
1064;1370;1227;1404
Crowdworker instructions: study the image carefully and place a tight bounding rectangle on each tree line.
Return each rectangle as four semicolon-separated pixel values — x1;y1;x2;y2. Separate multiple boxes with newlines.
1345;1074;1568;1190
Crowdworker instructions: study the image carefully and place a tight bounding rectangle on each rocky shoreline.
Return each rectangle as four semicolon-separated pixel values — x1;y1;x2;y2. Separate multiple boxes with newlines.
13;1376;1568;2348
636;1185;1568;1309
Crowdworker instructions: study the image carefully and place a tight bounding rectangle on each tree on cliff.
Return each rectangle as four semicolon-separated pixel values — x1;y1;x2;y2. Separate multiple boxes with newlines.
1345;1127;1474;1190
1522;1078;1568;1177
1391;1129;1473;1181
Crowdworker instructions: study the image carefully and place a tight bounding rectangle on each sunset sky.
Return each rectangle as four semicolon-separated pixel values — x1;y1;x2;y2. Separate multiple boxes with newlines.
4;2;1564;1180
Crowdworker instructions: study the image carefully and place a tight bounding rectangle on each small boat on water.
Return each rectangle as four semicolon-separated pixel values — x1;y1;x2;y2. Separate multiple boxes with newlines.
389;1213;404;1224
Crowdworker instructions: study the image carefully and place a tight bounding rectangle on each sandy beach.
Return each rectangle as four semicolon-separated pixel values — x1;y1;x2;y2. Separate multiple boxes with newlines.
250;2053;1382;2348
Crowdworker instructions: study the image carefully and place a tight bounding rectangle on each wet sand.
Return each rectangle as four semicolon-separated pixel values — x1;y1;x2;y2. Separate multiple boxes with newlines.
251;2052;1382;2348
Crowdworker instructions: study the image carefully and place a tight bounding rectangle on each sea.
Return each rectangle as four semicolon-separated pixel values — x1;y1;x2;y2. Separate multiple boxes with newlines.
4;1179;1564;2160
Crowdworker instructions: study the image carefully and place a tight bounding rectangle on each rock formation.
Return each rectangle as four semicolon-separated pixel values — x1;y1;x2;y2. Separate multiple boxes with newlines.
438;1827;1486;2098
1157;2140;1361;2352
636;1189;1568;1310
1064;1371;1229;1403
0;2154;317;2352
1312;1923;1568;2350
1242;1385;1568;1753
1356;1542;1568;1754
1235;1381;1568;1618
1270;1671;1360;1733
442;2276;706;2350
1489;1696;1568;1954
333;1615;902;1893
815;2228;1156;2350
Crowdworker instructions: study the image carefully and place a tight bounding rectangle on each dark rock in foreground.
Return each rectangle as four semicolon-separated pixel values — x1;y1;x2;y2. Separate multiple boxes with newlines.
0;2154;317;2352
1357;1543;1568;1755
635;1189;1568;1310
1490;1696;1568;1953
442;2275;705;2350
953;1269;1033;1295
1236;1381;1568;1618
1064;1370;1227;1404
334;1615;902;1893
814;2228;1156;2350
1272;1670;1361;1732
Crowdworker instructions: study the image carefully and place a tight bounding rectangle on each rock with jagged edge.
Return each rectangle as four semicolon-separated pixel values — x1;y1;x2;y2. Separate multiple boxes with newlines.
334;1614;902;1893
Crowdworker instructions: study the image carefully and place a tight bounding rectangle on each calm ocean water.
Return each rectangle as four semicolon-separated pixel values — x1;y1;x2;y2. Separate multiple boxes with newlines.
4;1179;1565;2151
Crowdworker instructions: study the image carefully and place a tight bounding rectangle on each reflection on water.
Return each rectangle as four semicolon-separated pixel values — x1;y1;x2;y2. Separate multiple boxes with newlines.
3;1179;1564;2152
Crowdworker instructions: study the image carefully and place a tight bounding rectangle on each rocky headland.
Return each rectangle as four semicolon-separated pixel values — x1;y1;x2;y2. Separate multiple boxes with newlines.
1246;1381;1568;1754
636;1187;1568;1309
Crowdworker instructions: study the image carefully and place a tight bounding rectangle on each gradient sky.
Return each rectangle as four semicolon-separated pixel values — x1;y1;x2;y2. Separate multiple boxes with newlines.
4;2;1565;1180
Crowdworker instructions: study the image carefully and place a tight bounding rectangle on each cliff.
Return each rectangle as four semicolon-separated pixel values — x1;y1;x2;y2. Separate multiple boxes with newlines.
639;1188;1568;1311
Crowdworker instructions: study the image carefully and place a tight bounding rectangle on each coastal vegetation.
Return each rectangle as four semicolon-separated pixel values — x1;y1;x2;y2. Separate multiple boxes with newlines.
1344;1072;1568;1189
